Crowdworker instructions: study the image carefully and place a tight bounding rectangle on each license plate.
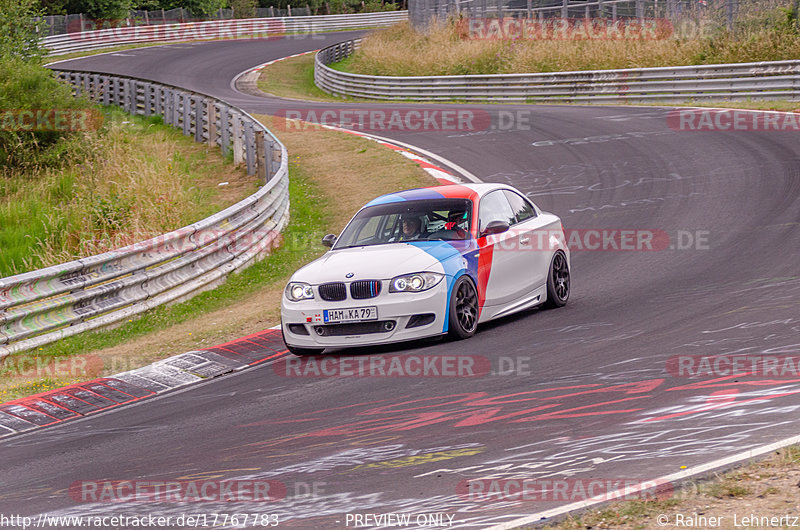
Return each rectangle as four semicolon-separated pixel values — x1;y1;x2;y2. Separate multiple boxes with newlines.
324;306;378;323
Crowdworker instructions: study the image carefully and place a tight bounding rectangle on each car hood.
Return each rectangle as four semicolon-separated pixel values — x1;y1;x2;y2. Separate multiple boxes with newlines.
292;241;467;284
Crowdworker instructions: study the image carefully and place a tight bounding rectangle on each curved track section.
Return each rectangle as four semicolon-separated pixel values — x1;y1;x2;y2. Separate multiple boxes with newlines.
2;36;799;528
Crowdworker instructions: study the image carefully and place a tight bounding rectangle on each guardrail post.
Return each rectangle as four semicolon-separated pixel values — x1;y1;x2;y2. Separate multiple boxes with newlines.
232;113;244;165
255;129;267;184
123;79;132;113
173;90;181;127
136;80;145;115
111;78;119;106
91;74;100;101
135;80;142;115
155;86;163;116
221;106;230;157
271;139;281;175
244;120;255;176
264;138;274;181
194;96;204;142
164;88;173;125
143;83;153;116
170;91;178;128
561;0;567;18
71;72;81;96
132;80;139;114
101;76;110;105
207;101;217;147
182;93;191;135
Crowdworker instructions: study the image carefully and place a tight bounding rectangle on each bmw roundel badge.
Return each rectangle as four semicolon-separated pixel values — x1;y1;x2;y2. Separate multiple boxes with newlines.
346;272;354;278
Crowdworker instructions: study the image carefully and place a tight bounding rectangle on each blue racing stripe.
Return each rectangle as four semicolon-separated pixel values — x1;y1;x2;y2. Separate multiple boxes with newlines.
408;240;479;333
365;195;406;207
365;188;445;207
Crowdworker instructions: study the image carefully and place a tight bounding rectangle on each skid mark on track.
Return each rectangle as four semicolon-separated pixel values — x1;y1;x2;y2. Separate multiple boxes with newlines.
232;376;800;453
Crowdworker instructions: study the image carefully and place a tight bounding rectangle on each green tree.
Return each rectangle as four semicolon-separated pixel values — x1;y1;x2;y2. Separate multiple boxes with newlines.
160;0;226;16
38;0;70;16
130;0;162;10
0;0;45;62
230;0;255;18
64;0;132;19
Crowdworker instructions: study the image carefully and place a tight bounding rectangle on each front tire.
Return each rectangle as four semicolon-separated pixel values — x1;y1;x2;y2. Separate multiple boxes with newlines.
448;276;479;340
543;250;570;308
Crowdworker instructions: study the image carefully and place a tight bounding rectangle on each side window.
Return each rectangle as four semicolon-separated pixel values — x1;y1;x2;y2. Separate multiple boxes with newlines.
478;191;515;233
503;190;537;224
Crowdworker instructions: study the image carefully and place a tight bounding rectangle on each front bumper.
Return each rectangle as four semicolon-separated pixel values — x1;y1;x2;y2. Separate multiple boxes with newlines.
281;281;449;349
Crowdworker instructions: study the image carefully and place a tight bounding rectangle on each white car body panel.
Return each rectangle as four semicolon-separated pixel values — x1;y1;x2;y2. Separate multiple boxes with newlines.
281;183;570;352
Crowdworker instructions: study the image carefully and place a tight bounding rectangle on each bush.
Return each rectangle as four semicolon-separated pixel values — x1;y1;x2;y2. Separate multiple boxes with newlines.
0;57;95;170
0;0;44;62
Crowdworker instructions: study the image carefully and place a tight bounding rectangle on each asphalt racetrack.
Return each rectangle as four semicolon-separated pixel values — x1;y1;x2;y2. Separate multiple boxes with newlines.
2;32;799;528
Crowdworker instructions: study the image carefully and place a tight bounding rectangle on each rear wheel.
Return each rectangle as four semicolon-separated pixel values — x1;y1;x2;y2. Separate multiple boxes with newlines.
543;250;570;308
448;276;479;340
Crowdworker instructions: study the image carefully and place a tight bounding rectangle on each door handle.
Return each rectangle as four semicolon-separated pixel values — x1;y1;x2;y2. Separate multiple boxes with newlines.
520;237;530;244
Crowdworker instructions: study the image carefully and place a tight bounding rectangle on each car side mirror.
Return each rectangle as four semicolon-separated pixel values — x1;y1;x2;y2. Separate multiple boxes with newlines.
480;220;510;238
321;234;337;248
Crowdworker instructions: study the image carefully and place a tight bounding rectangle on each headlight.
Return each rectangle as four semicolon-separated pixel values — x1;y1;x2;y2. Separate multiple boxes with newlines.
389;272;444;293
285;282;314;301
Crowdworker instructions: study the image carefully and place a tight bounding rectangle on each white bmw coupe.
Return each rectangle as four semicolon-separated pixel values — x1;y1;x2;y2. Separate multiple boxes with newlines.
281;183;570;355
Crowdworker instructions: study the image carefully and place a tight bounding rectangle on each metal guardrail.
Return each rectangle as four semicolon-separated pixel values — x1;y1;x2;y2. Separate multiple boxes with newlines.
44;12;408;56
0;71;290;359
315;39;800;102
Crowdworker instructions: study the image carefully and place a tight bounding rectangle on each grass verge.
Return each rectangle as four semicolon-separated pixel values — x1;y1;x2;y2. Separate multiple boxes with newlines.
256;53;358;102
340;10;800;77
0;108;255;276
0;120;436;402
543;445;800;529
674;100;800;112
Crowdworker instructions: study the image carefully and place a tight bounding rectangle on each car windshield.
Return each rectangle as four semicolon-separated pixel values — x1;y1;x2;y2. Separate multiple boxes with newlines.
334;198;473;249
